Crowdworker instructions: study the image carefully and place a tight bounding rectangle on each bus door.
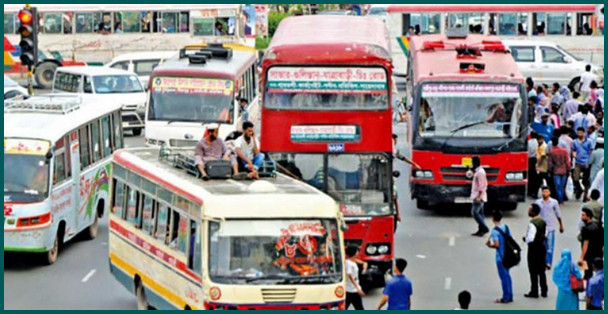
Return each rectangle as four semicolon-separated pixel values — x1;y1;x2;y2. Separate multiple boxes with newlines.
50;135;78;239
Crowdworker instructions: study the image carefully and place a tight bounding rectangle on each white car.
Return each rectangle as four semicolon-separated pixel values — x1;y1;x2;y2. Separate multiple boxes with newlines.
105;51;177;89
367;4;389;23
4;75;28;100
503;40;604;89
52;67;147;135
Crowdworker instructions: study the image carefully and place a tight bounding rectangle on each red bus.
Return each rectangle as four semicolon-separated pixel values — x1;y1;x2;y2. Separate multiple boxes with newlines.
260;16;395;289
406;33;528;210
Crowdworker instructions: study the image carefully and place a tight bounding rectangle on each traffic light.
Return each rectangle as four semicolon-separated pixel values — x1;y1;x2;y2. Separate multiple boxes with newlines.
18;6;38;69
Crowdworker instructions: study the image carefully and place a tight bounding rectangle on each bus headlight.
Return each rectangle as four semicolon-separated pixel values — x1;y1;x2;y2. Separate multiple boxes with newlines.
366;245;378;255
505;172;524;181
378;245;390;255
413;170;434;179
365;243;391;256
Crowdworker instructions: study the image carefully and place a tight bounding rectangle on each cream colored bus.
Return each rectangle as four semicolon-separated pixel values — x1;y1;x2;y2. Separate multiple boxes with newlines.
108;148;346;310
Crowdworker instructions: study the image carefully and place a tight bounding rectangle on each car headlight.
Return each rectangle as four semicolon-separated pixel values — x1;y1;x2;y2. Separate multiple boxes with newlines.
366;245;378;255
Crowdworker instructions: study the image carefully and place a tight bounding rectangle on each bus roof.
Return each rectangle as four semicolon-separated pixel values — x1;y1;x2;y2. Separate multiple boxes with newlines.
152;49;256;80
56;66;136;77
4;4;241;13
387;4;596;13
113;148;340;220
409;34;524;84
4;95;123;144
265;16;391;65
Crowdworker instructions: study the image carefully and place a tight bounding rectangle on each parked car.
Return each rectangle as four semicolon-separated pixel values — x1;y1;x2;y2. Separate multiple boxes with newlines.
105;51;176;88
503;40;603;89
52;67;147;136
4;75;28;100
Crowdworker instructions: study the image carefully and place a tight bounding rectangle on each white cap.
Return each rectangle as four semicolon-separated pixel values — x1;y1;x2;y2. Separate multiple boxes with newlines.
205;123;220;130
597;137;604;145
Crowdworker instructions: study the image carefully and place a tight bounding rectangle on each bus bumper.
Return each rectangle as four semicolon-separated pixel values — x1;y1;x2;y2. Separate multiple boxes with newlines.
205;301;345;310
4;226;54;253
411;183;526;206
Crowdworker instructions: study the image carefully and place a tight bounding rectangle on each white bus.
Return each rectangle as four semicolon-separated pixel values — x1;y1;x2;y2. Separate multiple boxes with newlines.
386;4;604;77
4;4;250;88
4;95;123;264
109;148;346;310
145;44;260;147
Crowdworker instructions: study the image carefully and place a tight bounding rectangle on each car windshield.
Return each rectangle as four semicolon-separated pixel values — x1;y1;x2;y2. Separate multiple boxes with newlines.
272;153;392;217
418;83;524;138
265;67;389;110
148;76;234;124
4;154;50;203
369;7;387;15
93;75;143;94
556;45;584;62
4;75;18;87
209;219;342;285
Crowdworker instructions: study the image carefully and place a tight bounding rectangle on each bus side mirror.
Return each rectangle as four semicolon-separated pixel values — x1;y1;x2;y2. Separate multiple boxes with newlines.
393;171;401;178
184;133;194;140
45;151;54;160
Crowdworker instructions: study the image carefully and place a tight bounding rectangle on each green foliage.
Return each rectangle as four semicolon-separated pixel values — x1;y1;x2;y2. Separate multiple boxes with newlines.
268;11;292;37
256;36;272;50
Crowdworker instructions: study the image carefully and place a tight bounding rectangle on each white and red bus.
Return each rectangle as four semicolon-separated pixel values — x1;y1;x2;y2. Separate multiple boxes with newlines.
261;16;396;289
386;4;604;77
407;33;528;210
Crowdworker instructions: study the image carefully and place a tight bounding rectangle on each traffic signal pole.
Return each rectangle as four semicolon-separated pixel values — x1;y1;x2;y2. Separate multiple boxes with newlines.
18;4;38;96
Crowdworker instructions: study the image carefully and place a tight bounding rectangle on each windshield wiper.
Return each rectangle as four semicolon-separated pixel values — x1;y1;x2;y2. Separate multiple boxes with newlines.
440;120;487;151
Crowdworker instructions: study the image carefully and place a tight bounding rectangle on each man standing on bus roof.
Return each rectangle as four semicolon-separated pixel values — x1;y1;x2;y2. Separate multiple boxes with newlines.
235;121;263;180
470;156;489;237
195;123;239;181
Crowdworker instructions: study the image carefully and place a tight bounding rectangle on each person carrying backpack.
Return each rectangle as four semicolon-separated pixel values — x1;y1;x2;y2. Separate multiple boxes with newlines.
486;210;518;304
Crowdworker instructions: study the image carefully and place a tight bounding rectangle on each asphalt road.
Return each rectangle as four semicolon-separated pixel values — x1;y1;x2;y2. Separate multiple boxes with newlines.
4;128;588;310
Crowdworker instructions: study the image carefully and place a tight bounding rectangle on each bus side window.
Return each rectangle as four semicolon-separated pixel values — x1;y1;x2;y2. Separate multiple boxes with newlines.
141;195;155;236
188;220;202;275
79;126;91;169
113;112;124;150
155;203;170;245
177;215;189;255
53;137;67;185
169;210;181;249
64;135;72;179
102;115;112;157
126;186;139;224
91;120;102;163
112;179;126;217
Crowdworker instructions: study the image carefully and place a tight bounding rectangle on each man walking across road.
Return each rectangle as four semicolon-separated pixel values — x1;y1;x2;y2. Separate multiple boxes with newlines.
345;246;365;310
528;131;540;198
535;134;550;197
470;156;489;237
585;258;604;310
486;211;514;304
523;203;548;299
535;186;564;270
548;137;571;205
572;127;594;199
376;258;413;310
579;209;603;281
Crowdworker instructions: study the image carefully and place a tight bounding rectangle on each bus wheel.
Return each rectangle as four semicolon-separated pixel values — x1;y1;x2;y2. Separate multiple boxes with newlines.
44;236;59;265
416;200;431;210
34;62;59;90
502;202;519;212
136;280;149;310
84;214;99;240
132;128;143;136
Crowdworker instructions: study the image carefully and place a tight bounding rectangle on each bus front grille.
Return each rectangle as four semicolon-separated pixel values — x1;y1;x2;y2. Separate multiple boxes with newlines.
261;288;297;304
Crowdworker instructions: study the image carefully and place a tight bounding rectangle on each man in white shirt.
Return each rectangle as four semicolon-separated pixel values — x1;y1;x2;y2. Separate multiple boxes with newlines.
235;121;264;179
345;246;365;310
580;65;595;102
589;167;604;205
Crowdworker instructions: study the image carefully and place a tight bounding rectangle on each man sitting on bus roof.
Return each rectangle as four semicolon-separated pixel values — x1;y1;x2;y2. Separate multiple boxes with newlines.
195;123;239;181
235;121;263;180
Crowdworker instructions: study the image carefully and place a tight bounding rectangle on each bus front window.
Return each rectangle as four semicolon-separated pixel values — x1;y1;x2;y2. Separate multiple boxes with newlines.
148;77;234;124
93;75;144;94
209;219;343;285
418;83;523;139
4;154;50;203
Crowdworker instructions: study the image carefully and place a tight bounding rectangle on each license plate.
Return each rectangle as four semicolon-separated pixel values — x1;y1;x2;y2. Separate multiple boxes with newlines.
454;197;473;204
461;157;472;167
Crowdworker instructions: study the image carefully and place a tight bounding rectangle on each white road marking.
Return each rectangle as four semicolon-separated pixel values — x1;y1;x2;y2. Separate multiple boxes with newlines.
444;277;452;290
82;269;97;283
415;254;426;259
101;242;108;246
449;236;456;247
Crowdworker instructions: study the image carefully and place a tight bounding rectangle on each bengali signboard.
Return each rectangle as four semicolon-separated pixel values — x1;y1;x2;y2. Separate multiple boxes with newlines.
4;139;51;156
267;67;388;94
421;83;521;98
152;77;233;96
291;125;360;143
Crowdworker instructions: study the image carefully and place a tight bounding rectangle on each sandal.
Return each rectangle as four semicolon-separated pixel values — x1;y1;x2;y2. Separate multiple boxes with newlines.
494;299;512;304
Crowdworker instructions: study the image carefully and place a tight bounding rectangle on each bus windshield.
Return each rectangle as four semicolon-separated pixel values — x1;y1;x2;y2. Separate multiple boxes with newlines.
264;66;389;111
93;75;143;94
418;83;523;138
148;77;234;124
209;219;342;285
273;154;392;217
4;154;50;203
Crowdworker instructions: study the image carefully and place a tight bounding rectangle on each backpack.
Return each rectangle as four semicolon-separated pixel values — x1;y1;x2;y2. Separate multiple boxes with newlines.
494;225;521;269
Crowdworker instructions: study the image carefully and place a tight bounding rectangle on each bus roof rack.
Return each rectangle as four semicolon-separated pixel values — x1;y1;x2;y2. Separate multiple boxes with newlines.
179;43;234;65
445;28;468;39
4;95;81;115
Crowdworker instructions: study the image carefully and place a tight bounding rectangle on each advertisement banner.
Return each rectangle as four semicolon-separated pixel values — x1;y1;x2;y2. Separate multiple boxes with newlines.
255;5;269;37
268;67;388;94
290;125;360;142
152;77;233;96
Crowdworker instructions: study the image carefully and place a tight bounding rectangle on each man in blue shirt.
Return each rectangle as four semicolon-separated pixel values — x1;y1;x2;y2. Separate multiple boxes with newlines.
376;258;413;310
531;112;554;143
486;210;513;304
572;127;594;199
586;258;604;310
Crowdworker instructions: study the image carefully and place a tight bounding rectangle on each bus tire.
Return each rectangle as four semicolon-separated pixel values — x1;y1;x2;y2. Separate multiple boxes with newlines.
502;202;519;212
135;279;150;310
416;200;430;210
84;214;99;240
43;228;62;265
132;128;143;136
34;61;59;90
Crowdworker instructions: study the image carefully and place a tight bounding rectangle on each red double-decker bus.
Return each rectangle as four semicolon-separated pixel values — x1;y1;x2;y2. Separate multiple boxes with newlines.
260;15;395;289
406;33;528;210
